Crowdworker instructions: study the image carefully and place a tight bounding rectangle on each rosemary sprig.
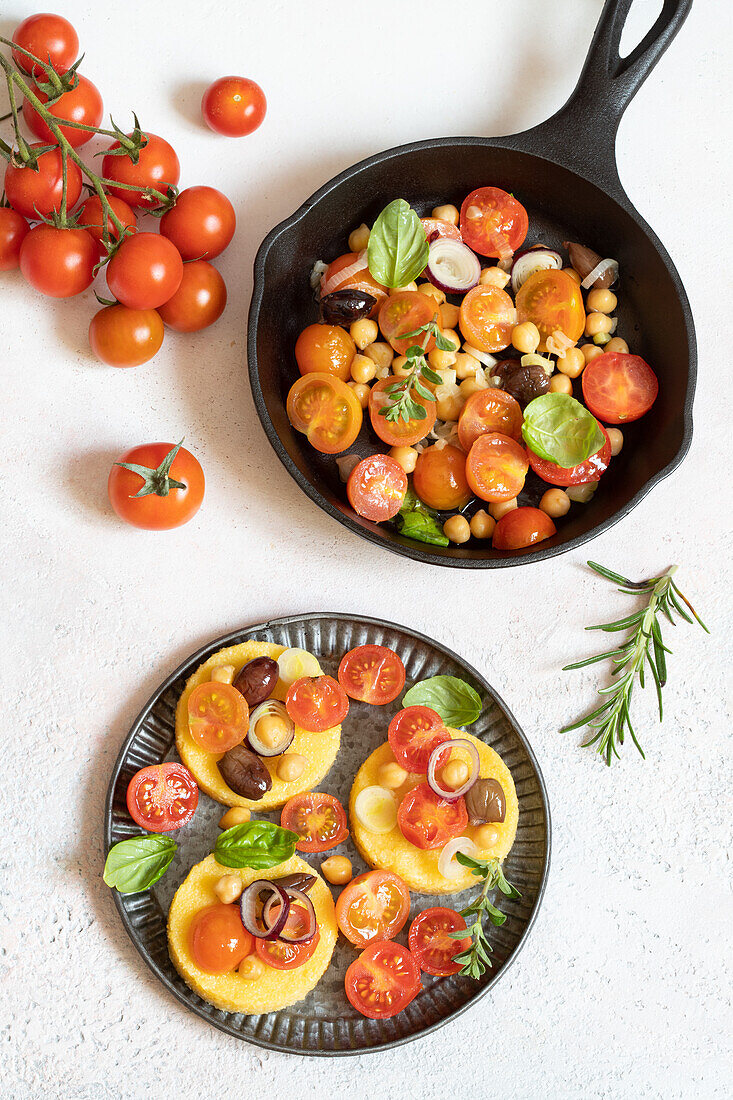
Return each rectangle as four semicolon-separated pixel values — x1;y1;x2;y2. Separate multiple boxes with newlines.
561;562;709;766
378;321;452;423
448;853;521;980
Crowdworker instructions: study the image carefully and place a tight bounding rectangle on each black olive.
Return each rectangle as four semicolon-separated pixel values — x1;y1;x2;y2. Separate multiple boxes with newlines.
465;778;506;825
233;656;279;707
276;872;316;893
218;744;272;801
501;362;550;405
319;289;376;325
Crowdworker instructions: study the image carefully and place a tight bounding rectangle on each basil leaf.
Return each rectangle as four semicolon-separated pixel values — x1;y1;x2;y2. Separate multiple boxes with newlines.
403;675;482;726
103;834;177;895
213;821;299;869
367;199;429;289
522;393;605;468
392;487;449;547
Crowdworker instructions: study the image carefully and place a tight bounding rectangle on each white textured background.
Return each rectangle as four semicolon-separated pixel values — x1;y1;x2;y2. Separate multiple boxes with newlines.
1;1;731;1097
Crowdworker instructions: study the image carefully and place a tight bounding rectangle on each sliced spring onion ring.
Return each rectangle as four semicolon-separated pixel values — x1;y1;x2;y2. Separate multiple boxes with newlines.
277;648;322;686
462;343;499;370
320;250;369;296
310;259;328;290
240;880;290;940
438;836;481;880
545;329;575;358
279;887;318;943
247;700;294;757
581;257;619;290
510;247;562;294
353;786;398;834
426;738;480;801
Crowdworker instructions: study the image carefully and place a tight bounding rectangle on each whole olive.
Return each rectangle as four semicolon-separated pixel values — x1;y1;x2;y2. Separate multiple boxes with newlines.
276;872;316;894
466;777;506;825
319;289;376;325
233;656;279;707
501;362;550;405
218;744;272;800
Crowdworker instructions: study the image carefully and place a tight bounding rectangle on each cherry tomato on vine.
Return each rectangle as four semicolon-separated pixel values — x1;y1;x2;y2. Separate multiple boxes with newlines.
187;681;249;753
12;13;79;77
516;268;586;352
78;194;137;257
89;305;164;368
582;353;659;424
346;454;408;521
527;425;611;487
459;186;528;258
102;133;180;208
388;706;449;774
189;904;252;973
337;645;405;705
19;224;96;298
0;207;29;271
107;441;205;530
159;186;236;261
157;260;227;333
345;940;421;1019
126;762;199;832
397;782;468;850
280;792;349;852
465;432;529;502
336;870;411;947
201;76;267;137
24;75;103;148
106;232;183;310
408;907;471;976
492;506;557;550
412;443;471;511
4;144;82;220
285;676;349;732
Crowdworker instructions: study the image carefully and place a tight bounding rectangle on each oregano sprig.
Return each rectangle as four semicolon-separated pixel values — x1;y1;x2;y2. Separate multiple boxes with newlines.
449;853;521;980
378;322;452;423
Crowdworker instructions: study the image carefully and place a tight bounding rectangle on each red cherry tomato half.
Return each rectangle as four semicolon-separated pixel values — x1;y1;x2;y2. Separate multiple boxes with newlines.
345;940;421;1019
4;144;82;220
459;186;528;258
189;903;253;973
107;442;205;530
347;454;408;521
369;378;436;449
387;706;450;774
582;352;659;424
102;133;180;209
280;792;349;853
378;291;440;355
106;232;183;311
412;443;471;511
12;13;79;76
187;681;249;753
157;260;227;333
466;432;529;502
397;781;468;850
19;225;97;298
337;645;406;705
89;305;164;369
202;76;267;137
255;926;320;970
285;675;349;732
78;194;137;257
336;870;411;947
0;207;29;271
160;186;236;261
126;762;199;832
492;506;557;551
408;907;471;976
458;388;523;449
527;424;611;486
24;75;103;148
459;284;516;353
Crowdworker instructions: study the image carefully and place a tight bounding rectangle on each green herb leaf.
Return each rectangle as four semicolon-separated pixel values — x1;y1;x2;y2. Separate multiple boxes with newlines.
391;487;448;546
367;199;429;289
403;675;482;727
213;821;299;869
451;855;521;979
522;394;605;468
103;834;177;895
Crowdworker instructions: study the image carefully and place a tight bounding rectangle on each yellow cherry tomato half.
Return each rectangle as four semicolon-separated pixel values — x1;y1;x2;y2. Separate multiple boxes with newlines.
286;372;363;454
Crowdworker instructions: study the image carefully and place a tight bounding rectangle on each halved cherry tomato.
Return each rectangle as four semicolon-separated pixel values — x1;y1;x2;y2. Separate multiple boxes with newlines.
466;432;528;502
346;454;407;521
459;187;528;258
582;352;659;424
336;870;411;947
286;372;363;454
24;75;103;148
388;706;450;774
397;782;468;850
412;443;471;511
189;903;253;973
369;377;436;448
458;388;523;449
187;681;249;753
492;506;557;550
408;907;471;976
345;940;421;1019
281;791;349;852
527;424;611;486
337;645;406;705
295;323;356;382
285;675;349;732
459;285;515;353
378;291;440;355
420;217;462;243
322;252;388;316
516;268;585;351
255;927;320;970
126;762;199;832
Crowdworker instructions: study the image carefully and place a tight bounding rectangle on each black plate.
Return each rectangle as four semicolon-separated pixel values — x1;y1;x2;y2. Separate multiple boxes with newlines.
105;614;550;1055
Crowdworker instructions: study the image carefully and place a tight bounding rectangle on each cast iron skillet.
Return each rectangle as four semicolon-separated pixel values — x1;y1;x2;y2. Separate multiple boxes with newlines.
248;0;695;568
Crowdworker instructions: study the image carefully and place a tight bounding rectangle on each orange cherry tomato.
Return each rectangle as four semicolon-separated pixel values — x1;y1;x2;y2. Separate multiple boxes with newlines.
397;782;468;850
89;305;164;368
189;903;253;973
459;186;528;258
336;870;411;947
465;432;528;502
187;681;249;753
107;442;205;530
285;676;349;732
286;372;363;454
295;323;356;382
157;260;227;333
337;644;405;705
459;284;515;353
458;388;523;449
527;425;611;486
78;194;137;257
378;291;440;355
412;443;471;511
408;907;471;976
322;252;388;316
516;268;585;351
345;940;421;1019
126;762;198;832
346;454;407;521
281;791;349;852
420;217;462;243
388;706;450;774
492;506;557;550
369;377;436;448
255;926;319;970
582;352;659;424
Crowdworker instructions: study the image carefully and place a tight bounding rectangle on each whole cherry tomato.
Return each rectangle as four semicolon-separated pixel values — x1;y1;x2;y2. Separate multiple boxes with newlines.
412;443;471;511
157;260;227;333
89;305;164;368
106;232;183;310
108;441;205;530
0;207;30;271
19;224;96;298
12;13;79;76
189;904;253;974
201;76;266;137
102;133;180;208
4;145;82;220
295;323;356;382
159;186;236;260
24;75;103;148
492;506;557;550
77;194;137;257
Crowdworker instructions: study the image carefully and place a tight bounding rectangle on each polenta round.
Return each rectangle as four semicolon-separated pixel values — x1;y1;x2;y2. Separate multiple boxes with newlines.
175;641;341;810
168;853;338;1014
350;730;518;895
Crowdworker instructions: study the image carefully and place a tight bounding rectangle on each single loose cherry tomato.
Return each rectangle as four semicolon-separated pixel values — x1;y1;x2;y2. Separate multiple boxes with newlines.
24;75;103;148
420;217;462;243
4;144;82;220
202;76;267;137
19;224;96;298
286;372;363;454
190;904;253;973
346;454;407;521
107;441;205;529
281;791;349;852
126;762;199;832
322;252;387;315
459;284;515;353
466;432;528;502
89;305;164;368
369;377;436;448
0;207;29;271
12;13;79;76
397;782;468;850
336;870;411;947
159;186;236;260
388;706;450;774
412;443;471;511
492;506;557;550
516;268;585;351
102;133;180;208
295;323;356;382
378;291;440;355
255;927;319;970
582;352;659;424
459;186;528;258
157;260;227;332
527;424;611;486
337;645;406;705
187;681;249;753
408;907;471;976
345;940;421;1019
106;232;183;310
285;676;349;733
458;388;523;449
78;194;137;257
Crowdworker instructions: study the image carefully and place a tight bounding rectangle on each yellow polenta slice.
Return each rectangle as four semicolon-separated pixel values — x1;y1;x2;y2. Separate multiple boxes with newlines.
350;729;518;895
168;853;337;1014
175;641;341;810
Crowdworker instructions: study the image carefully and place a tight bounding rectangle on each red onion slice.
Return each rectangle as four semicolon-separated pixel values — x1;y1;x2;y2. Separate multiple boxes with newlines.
426;238;481;295
510;248;563;294
278;887;318;944
426;738;480;801
240;879;290;940
320;250;369;296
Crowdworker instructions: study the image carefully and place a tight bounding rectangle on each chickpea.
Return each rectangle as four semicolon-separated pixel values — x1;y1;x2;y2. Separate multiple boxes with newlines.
364;341;394;369
321;855;353;886
585;312;614;337
539;487;570;518
277;753;306;783
348;381;370;408
443;514;471;544
389;445;418;474
239;955;266;981
440;329;460;351
418;282;446;305
454;352;480;380
211;664;235;684
440;302;460;329
549;373;573;395
479;266;510;289
563;267;582;285
428;346;457;371
474;823;500;849
557;346;585;379
441;759;469;790
435;383;464;422
604;336;629;355
586;288;617;313
582;343;603;364
607;427;624;456
489;498;517;521
567;481;598;503
470;509;495;539
392;281;418;294
349;317;378;350
390;355;411;378
511;321;540;355
219;806;251;828
377;761;408;789
348;223;370;253
256;714;289;751
350;353;377;384
459;378;485;398
432;203;459;226
214;874;243;905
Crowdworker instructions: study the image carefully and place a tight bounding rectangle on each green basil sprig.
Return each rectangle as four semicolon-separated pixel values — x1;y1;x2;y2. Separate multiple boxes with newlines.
392;487;449;547
522;393;605;468
213;821;299;869
403;675;482;726
367;198;429;289
103;834;177;895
